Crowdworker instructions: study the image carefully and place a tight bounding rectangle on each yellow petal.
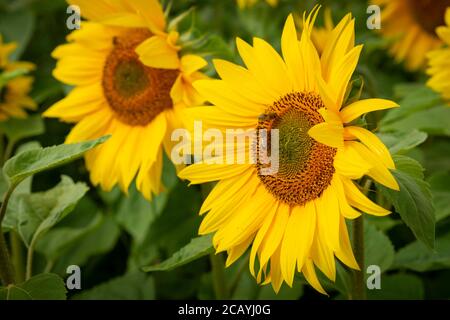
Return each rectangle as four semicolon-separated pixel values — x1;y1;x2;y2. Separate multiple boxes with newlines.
345;126;395;169
340;99;399;123
302;259;328;295
341;178;391;216
335;176;362;219
334;141;372;179
350;141;399;190
281;14;303;91
335;217;360;270
136;35;179;69
308;122;344;148
179;162;252;185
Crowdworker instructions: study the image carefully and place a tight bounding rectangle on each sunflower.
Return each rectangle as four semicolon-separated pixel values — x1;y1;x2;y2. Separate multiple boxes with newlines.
296;7;334;55
237;0;278;9
44;0;207;199
427;8;450;102
373;0;450;71
0;35;36;121
179;8;399;294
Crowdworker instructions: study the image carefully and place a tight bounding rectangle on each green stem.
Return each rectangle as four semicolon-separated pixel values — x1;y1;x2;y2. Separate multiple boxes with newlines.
0;186;17;285
351;215;365;300
9;231;25;283
210;253;228;300
350;179;371;300
3;140;15;166
25;237;37;281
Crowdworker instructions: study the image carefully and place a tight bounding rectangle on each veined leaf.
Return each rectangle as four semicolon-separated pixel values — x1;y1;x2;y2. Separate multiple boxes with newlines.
377;155;435;249
0;273;66;300
143;235;214;272
393;232;450;272
3;136;109;186
15;176;89;247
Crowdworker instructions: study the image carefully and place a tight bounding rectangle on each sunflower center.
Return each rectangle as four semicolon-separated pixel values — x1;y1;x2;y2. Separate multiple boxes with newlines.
102;29;179;126
256;92;336;206
408;0;450;35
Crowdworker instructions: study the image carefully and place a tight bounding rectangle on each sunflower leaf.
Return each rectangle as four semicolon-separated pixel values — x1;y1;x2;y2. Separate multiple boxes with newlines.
3;135;109;186
143;235;214;272
0;273;66;300
0;115;44;144
377;130;428;155
377;155;435;249
72;272;155;300
392;232;450;272
13;176;89;247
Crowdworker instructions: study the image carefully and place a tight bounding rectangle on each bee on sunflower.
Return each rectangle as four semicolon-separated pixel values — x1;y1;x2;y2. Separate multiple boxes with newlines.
179;8;400;294
44;0;208;199
427;8;450;102
373;0;450;71
0;34;36;121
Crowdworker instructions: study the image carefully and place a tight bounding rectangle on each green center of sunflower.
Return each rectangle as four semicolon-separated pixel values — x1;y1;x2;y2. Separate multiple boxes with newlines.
274;109;312;176
256;92;336;206
408;0;450;36
102;29;179;126
114;59;150;98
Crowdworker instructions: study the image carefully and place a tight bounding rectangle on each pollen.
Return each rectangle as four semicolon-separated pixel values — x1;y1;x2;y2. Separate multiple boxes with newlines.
102;29;179;126
256;92;336;206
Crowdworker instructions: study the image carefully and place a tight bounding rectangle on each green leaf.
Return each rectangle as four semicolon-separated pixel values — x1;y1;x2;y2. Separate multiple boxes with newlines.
377;130;428;155
382;84;442;126
428;172;450;222
0;274;66;300
143;235;214;272
16;176;89;247
381;105;450;136
365;222;395;272
393;232;450;272
366;273;424;300
377;155;435;249
3;136;109;186
73;273;155;300
116;185;167;244
1;142;40;231
0;115;44;143
45;214;120;274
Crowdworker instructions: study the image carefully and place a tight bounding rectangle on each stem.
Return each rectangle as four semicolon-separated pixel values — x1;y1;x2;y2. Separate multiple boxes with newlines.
25;237;37;280
0;186;18;285
350;179;371;300
351;215;365;300
3;140;15;165
210;253;228;300
10;231;25;283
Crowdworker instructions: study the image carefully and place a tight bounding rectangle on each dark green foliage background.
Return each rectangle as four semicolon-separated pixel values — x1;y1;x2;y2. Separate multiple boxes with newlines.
0;0;449;300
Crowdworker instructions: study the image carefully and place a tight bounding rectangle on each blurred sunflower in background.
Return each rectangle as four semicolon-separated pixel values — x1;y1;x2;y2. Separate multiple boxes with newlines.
44;0;207;199
374;0;450;71
427;8;450;102
0;34;36;121
237;0;278;9
179;8;399;293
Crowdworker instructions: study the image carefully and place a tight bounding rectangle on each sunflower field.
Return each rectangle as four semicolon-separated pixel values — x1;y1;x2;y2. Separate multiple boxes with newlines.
0;0;449;302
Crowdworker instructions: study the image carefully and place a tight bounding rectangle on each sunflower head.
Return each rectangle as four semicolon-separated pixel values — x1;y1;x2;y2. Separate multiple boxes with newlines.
0;34;36;121
427;8;450;102
179;7;399;294
374;0;450;71
45;0;207;198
